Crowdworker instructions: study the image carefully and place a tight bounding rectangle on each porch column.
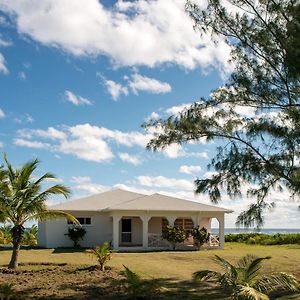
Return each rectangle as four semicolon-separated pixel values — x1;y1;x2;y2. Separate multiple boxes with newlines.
112;215;121;250
217;214;225;249
141;215;151;249
166;216;177;226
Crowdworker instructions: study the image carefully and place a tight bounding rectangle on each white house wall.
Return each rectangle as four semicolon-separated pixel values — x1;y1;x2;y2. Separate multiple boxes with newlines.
38;211;113;248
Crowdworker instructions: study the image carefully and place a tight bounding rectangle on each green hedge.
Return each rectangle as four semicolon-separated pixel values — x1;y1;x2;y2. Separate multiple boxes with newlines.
225;233;300;245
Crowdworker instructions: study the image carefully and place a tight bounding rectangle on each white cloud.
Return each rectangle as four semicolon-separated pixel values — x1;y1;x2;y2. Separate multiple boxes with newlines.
119;152;142;166
136;175;194;190
17;125;114;163
68;124;151;147
165;102;192;115
103;79;128;101
0;52;8;74
18;127;65;140
145;111;160;122
0;141;3;148
128;73;171;95
13;138;50;149
0;0;231;71
0;36;11;74
64;90;93;106
15;123;209;163
179;165;201;174
14;114;34;124
0;108;5;118
71;176;109;194
162;144;208;159
15;123;152;163
59;135;114;162
162;144;184;158
18;71;26;80
203;171;218;179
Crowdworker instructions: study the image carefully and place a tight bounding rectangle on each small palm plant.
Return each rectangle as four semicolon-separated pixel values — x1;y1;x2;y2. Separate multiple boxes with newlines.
193;254;299;300
86;241;112;271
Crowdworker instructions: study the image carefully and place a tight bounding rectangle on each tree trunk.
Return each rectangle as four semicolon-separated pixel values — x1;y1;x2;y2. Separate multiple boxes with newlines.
100;263;105;271
8;225;23;270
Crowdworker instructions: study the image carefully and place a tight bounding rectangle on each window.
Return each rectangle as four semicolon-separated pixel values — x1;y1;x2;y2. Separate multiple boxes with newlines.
174;218;193;230
68;217;91;225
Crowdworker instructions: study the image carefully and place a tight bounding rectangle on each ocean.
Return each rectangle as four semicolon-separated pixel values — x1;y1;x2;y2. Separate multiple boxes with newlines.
211;228;300;235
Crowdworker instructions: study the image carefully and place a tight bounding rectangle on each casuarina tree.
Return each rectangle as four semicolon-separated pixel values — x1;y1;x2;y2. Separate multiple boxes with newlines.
145;0;300;229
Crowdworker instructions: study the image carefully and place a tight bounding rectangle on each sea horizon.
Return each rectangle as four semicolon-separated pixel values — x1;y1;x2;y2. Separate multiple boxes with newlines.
211;228;300;234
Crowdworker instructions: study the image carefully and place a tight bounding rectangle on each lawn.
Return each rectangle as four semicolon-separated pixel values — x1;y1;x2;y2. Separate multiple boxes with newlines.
0;243;300;299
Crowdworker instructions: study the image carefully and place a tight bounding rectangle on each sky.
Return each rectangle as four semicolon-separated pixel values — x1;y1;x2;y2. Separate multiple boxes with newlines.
0;0;299;228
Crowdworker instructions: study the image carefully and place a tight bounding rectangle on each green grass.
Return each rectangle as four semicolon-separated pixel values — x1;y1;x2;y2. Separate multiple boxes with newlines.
1;243;300;279
0;243;299;299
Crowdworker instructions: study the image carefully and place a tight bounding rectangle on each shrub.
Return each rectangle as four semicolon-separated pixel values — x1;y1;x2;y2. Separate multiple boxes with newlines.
0;226;12;245
161;225;186;250
65;226;86;248
191;227;210;249
225;233;300;245
21;225;38;246
0;283;15;300
86;241;112;271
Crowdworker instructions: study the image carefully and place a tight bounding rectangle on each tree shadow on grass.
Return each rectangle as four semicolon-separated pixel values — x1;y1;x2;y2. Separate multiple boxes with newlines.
22;274;229;300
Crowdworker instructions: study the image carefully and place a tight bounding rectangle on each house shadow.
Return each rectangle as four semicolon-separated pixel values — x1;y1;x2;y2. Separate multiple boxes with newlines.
52;247;87;254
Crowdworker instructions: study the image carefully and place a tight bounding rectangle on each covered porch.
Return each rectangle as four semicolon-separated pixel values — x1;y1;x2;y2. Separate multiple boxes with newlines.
110;211;225;251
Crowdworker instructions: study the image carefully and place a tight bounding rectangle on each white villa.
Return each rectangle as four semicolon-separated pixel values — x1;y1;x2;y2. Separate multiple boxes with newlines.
38;189;233;250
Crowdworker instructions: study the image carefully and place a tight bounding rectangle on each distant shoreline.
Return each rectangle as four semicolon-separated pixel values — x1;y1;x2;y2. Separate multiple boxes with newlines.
211;228;300;234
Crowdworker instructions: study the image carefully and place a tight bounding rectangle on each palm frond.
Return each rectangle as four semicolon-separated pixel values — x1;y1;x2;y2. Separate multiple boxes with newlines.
243;256;272;285
26;210;79;224
213;255;238;279
255;272;300;294
193;270;222;282
237;254;259;269
123;265;142;292
18;158;39;189
3;153;16;186
35;184;71;200
34;172;56;185
235;285;269;300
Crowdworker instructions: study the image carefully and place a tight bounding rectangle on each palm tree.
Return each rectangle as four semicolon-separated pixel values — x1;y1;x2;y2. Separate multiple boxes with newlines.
86;241;112;271
22;225;38;246
193;254;299;300
0;154;78;270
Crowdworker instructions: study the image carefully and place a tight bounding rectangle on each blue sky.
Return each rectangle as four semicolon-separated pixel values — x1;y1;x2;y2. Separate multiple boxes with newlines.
0;0;298;228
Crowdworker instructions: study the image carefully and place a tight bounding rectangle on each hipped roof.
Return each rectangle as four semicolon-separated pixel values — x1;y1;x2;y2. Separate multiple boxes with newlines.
50;188;233;213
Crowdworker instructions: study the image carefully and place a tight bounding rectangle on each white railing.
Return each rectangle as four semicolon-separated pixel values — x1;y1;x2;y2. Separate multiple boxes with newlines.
148;233;170;248
209;234;220;247
148;233;220;248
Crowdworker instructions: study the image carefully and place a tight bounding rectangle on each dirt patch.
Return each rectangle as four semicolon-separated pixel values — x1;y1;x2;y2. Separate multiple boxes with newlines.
0;264;128;299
